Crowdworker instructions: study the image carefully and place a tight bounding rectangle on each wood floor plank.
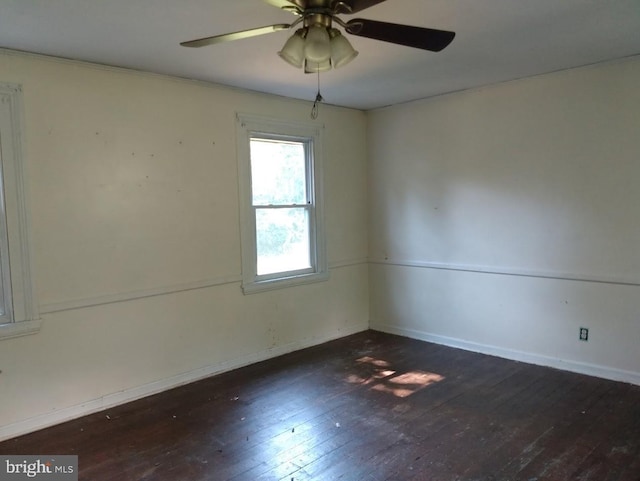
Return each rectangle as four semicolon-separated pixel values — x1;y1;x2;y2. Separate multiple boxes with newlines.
2;330;640;481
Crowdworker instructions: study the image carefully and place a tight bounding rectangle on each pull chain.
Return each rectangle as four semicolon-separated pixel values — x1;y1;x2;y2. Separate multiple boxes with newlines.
311;68;323;120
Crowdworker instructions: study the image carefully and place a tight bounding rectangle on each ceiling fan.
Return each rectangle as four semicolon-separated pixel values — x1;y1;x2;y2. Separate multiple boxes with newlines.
180;0;456;73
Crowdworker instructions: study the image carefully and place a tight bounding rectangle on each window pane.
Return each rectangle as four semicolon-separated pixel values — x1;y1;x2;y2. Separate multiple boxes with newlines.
250;139;307;206
256;207;311;275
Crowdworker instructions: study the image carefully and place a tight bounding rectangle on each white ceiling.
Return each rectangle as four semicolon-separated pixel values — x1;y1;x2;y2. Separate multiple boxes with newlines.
1;0;639;110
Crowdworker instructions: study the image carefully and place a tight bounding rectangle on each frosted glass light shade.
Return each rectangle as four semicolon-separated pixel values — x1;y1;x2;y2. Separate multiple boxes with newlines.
278;29;305;68
330;30;358;68
304;25;331;63
304;58;332;73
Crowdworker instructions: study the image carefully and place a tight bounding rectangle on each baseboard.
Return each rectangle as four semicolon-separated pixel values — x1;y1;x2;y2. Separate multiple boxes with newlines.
371;322;640;387
0;322;368;442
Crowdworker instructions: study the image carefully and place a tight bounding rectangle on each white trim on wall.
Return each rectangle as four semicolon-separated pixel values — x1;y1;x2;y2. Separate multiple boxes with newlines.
369;258;640;288
235;113;328;294
372;323;640;387
39;260;367;314
0;82;39;340
39;275;243;314
0;320;368;442
330;257;368;269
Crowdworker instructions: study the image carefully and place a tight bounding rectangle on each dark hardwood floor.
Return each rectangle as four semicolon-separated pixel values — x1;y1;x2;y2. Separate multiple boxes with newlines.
2;330;640;480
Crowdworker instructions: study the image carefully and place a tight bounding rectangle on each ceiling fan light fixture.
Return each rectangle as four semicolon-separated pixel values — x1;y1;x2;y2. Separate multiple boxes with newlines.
182;1;457;77
329;29;359;69
278;28;306;68
304;24;331;63
304;58;332;73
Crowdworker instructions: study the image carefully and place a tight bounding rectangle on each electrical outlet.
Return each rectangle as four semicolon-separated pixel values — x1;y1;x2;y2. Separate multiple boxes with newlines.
579;327;589;341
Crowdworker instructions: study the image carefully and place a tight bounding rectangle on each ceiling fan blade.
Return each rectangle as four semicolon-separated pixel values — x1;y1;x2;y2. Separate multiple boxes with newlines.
181;24;291;48
345;18;455;52
332;0;388;14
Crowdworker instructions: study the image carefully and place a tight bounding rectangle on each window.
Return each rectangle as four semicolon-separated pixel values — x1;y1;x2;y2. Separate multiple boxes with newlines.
0;83;39;340
236;114;327;293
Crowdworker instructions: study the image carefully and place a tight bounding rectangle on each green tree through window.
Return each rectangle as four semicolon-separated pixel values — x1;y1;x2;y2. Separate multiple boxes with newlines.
250;138;311;275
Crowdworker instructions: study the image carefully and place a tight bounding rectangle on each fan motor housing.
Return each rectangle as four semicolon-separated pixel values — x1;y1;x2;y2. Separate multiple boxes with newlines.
304;12;333;28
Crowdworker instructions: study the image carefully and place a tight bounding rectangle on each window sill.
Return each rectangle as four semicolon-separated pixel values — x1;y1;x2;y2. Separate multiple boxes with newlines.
242;270;330;295
0;319;42;341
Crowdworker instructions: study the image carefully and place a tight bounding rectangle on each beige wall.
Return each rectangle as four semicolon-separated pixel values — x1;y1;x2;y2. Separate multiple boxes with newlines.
3;47;640;440
368;57;640;383
0;50;369;438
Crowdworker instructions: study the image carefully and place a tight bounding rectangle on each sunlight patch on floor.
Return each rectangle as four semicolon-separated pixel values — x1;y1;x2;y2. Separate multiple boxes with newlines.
346;356;445;398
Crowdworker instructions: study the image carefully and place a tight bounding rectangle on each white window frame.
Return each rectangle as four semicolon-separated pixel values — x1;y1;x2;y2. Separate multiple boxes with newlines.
236;114;328;294
0;83;39;340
